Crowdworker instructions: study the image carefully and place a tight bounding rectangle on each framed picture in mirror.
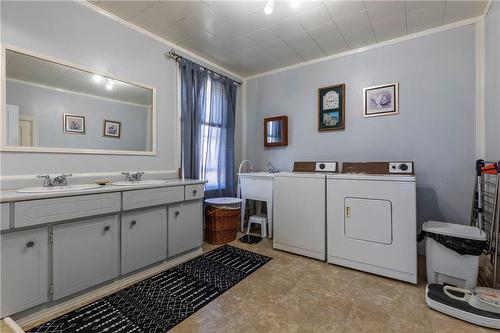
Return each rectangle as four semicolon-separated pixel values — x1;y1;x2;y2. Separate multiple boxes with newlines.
63;113;86;135
318;83;345;131
103;120;121;138
264;115;288;147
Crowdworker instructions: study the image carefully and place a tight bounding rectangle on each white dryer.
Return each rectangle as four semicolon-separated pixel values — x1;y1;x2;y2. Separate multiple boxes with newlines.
327;162;417;284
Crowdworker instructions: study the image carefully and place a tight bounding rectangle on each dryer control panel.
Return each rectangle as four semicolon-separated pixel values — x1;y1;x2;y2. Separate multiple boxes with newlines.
342;162;414;175
389;162;413;174
293;161;338;173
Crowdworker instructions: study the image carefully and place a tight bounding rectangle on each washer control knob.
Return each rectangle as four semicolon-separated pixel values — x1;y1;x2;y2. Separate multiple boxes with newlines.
399;164;409;171
319;163;325;170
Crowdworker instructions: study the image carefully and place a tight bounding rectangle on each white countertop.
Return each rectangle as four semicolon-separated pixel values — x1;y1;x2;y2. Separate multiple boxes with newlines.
0;179;207;203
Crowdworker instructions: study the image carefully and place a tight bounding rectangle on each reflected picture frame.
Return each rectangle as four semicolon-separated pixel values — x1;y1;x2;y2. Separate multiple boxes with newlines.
103;120;121;138
63;113;86;135
363;82;399;117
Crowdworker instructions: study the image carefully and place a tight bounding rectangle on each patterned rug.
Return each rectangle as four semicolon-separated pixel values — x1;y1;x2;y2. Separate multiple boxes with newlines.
27;245;271;333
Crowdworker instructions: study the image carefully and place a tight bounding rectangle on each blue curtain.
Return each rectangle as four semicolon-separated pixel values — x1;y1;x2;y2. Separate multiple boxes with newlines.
180;58;237;198
180;59;208;180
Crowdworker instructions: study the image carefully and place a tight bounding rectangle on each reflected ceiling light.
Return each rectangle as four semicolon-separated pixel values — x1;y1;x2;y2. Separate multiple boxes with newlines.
290;1;300;9
105;78;115;90
264;0;274;15
93;74;104;83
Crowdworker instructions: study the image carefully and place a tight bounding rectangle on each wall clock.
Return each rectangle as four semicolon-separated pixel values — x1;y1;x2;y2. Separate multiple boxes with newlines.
318;84;345;131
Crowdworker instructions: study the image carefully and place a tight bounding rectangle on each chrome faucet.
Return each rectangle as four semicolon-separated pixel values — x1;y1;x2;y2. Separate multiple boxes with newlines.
37;175;53;187
267;162;279;173
53;174;72;186
122;171;144;183
131;172;144;182
37;174;72;187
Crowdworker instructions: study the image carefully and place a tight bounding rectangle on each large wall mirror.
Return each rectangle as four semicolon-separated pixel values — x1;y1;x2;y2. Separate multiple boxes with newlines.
1;47;156;155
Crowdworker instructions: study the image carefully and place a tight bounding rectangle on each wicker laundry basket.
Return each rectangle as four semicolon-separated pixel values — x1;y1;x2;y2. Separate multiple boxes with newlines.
204;198;241;245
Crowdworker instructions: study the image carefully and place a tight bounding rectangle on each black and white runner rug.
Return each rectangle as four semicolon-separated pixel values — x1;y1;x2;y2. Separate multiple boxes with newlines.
27;245;271;333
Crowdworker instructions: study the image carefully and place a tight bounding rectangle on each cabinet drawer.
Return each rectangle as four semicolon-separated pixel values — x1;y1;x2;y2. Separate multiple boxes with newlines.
1;227;49;317
121;208;167;274
122;186;184;210
1;203;10;230
185;184;205;201
53;215;120;300
14;193;121;228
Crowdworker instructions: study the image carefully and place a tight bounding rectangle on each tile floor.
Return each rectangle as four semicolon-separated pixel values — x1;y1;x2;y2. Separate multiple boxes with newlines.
173;237;494;333
3;236;495;333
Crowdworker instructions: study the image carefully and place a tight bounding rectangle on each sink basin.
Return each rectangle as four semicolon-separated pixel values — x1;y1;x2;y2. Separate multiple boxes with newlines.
17;184;101;193
111;180;168;186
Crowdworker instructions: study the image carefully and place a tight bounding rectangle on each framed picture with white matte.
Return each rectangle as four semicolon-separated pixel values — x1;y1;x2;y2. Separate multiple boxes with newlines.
363;82;399;117
103;120;121;138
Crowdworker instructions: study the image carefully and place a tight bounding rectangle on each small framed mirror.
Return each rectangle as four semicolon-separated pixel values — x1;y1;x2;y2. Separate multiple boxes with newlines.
264;115;288;147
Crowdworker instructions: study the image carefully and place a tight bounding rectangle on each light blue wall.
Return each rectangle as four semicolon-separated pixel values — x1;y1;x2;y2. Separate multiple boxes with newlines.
247;25;476;226
485;1;500;160
1;1;176;175
7;80;149;151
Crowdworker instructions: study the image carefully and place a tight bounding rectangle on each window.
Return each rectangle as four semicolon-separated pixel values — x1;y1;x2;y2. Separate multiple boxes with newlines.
199;78;225;191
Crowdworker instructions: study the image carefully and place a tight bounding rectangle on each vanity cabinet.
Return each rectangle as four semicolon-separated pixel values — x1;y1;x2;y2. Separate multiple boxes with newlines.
1;203;10;230
14;193;121;228
52;215;120;300
121;208;167;274
168;200;203;257
0;228;49;317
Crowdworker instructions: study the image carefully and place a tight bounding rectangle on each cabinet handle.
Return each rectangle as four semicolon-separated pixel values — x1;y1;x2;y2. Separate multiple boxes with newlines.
193;189;198;195
175;211;180;217
104;226;111;232
345;206;351;218
26;241;35;248
130;220;137;226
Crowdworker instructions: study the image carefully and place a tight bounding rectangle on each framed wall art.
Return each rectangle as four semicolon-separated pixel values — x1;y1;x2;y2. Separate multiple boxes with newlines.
103;120;121;138
363;82;399;117
63;113;86;134
318;83;345;131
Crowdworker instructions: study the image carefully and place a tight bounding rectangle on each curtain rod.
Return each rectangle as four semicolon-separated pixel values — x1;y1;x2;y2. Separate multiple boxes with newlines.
165;49;242;85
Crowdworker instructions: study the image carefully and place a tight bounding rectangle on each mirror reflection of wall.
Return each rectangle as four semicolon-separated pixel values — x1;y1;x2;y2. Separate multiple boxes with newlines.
4;49;154;153
264;116;288;147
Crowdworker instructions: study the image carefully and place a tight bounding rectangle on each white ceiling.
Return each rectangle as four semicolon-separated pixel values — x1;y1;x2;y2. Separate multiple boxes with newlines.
90;0;488;77
6;49;152;106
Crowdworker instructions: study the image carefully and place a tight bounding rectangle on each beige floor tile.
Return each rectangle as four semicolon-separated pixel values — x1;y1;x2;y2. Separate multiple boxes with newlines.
13;235;497;333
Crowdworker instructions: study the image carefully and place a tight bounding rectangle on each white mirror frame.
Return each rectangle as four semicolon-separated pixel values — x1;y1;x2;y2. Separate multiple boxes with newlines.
0;44;157;155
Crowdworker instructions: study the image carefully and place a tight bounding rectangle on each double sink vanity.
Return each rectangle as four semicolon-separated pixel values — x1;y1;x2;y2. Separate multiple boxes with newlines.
0;176;206;318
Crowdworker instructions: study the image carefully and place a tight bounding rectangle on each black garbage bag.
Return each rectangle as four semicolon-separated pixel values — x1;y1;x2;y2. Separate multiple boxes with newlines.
417;231;487;256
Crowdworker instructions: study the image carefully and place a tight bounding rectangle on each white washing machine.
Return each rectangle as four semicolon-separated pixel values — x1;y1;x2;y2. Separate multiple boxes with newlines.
273;162;338;260
327;162;417;283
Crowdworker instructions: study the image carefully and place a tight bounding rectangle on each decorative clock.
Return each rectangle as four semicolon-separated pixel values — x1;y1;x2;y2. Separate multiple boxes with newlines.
318;83;345;131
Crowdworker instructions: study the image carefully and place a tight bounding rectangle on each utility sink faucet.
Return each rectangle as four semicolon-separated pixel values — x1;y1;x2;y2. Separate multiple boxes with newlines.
267;162;279;173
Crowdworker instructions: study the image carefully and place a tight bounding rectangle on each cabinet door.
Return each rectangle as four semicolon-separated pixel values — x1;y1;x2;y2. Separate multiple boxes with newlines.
121;208;167;274
168;201;202;257
1;228;48;317
53;215;119;300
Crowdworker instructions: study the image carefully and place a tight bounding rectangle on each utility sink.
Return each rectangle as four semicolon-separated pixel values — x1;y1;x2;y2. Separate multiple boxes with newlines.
111;180;168;186
17;184;102;193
